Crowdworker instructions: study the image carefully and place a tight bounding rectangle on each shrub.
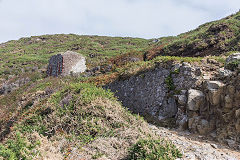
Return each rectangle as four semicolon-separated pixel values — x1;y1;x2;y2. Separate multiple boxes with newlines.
0;132;39;160
225;60;240;71
128;139;182;160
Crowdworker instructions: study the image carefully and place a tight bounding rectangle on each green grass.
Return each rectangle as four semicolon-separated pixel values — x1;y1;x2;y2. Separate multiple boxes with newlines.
1;11;240;160
145;11;240;60
16;82;122;145
0;34;151;79
128;139;182;160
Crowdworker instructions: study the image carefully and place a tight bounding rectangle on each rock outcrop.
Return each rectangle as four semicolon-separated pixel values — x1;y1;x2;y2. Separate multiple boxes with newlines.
47;51;86;77
106;54;240;148
225;52;240;71
0;77;30;95
105;61;202;122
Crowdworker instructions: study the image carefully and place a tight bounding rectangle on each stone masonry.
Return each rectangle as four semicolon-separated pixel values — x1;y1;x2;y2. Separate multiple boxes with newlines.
106;53;240;148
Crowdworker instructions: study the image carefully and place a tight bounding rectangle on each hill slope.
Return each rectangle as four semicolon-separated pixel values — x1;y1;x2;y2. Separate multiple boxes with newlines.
145;11;240;60
0;11;240;160
0;34;151;79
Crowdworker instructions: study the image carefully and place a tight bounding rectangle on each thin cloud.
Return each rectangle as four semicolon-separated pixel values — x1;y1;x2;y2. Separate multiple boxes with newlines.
0;0;239;43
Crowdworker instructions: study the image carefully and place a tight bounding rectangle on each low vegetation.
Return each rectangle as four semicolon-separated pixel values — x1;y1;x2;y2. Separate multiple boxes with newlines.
0;11;239;160
0;81;182;159
0;34;151;79
145;11;240;60
0;132;40;160
128;139;182;160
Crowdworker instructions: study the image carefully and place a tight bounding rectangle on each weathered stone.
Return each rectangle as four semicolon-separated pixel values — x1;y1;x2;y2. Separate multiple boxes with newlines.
158;97;178;120
206;81;225;90
175;94;187;105
210;132;217;138
105;62;200;122
222;112;233;122
187;111;199;118
171;63;181;71
224;95;233;109
188;116;201;132
235;90;240;106
219;68;233;77
188;118;195;131
176;108;188;130
206;81;225;106
236;119;240;133
227;85;235;96
235;109;240;118
194;67;202;76
47;54;63;77
226;139;237;148
203;75;211;80
105;67;170;120
178;115;188;130
209;90;222;106
197;119;210;135
0;77;30;95
47;51;86;77
225;53;240;71
187;89;205;111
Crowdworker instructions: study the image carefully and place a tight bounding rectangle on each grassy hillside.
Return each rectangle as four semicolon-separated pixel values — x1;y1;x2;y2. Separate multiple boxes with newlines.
0;11;240;160
1;11;239;80
0;34;151;79
145;11;240;60
0;77;182;159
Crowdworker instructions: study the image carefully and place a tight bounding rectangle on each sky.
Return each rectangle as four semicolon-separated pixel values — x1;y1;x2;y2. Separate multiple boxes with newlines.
0;0;239;43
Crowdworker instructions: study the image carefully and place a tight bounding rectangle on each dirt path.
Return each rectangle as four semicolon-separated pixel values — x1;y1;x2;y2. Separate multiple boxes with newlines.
149;124;240;160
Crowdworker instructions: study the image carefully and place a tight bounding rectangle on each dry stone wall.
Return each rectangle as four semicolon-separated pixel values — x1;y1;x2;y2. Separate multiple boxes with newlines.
106;53;240;148
184;73;240;148
105;62;202;122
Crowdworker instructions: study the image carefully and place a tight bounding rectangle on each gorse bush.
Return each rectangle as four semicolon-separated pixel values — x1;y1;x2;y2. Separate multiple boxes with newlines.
0;132;39;160
128;139;182;160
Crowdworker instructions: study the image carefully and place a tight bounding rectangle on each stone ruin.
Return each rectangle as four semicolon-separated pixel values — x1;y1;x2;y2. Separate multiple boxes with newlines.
47;51;86;77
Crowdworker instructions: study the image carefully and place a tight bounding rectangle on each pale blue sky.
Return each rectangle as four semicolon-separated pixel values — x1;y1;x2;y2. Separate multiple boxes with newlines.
0;0;239;43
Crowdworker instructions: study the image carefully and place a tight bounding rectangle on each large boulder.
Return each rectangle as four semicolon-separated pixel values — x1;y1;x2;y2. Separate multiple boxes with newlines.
187;89;205;111
225;53;240;71
205;81;225;106
47;51;86;77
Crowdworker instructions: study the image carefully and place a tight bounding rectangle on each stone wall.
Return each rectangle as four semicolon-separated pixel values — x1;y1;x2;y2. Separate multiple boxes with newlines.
105;62;202;121
106;54;240;148
183;73;240;148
